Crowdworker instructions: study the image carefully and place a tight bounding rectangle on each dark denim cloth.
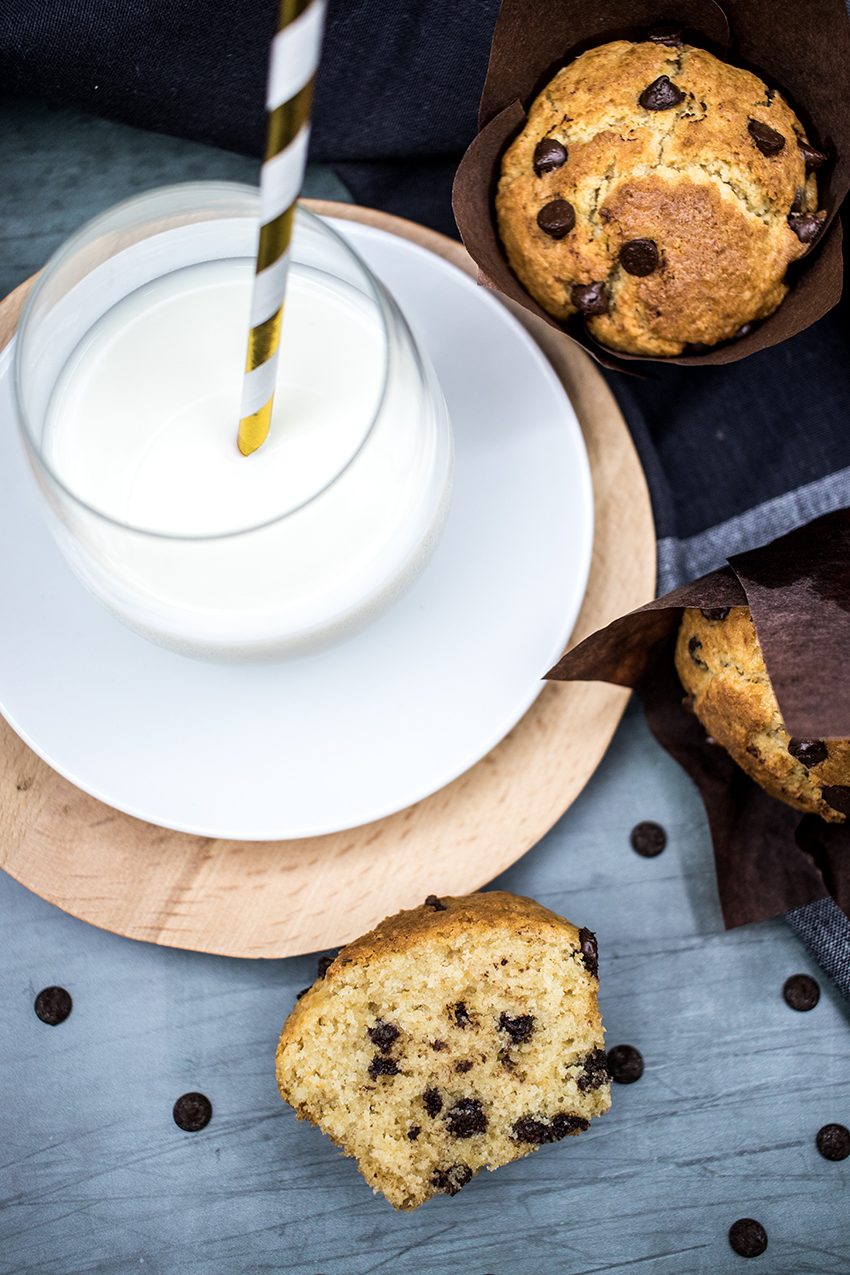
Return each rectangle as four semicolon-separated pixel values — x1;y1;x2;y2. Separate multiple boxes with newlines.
2;0;849;997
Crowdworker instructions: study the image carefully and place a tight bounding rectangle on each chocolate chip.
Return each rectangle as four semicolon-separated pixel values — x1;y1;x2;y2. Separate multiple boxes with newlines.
823;784;850;816
788;739;828;768
407;1125;421;1141
34;986;72;1026
512;1113;589;1144
455;1060;474;1073
537;199;575;239
630;821;666;858
782;973;820;1011
788;211;825;242
700;608;730;621
295;987;310;1000
533;138;568;175
577;1047;610;1092
423;1088;443;1117
639;76;685;110
748;118;785;155
317;954;335;978
431;1039;448;1051
790;189;803;214
368;1055;399;1079
688;635;707;669
606;1044;644;1084
647;24;684;47
620;238;659;276
571;281;608;315
685;341;714;354
728;1218;768;1258
498;1012;535;1044
682;695;696;714
578;927;598;978
173;1092;212;1131
430;1163;472;1195
454;1002;472;1028
798;139;827;171
816;1123;850;1161
446;1098;487;1138
733;323;757;340
424;894;447;911
367;1020;400;1053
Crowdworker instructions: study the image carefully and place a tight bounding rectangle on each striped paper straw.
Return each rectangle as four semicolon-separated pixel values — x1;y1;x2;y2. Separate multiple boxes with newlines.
237;0;327;456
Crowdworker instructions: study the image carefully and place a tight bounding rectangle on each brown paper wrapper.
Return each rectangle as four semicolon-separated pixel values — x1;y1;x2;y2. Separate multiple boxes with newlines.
546;510;850;928
452;0;850;371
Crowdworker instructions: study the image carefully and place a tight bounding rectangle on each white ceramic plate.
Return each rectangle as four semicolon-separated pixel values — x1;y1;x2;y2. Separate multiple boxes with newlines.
0;219;593;839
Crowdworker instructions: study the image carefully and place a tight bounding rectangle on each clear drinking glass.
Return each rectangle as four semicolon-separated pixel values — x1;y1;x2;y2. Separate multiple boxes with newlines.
14;182;453;660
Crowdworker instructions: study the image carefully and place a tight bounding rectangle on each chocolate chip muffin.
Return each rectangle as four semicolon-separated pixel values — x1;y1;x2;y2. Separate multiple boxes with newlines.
275;891;610;1210
676;606;850;821
496;38;827;356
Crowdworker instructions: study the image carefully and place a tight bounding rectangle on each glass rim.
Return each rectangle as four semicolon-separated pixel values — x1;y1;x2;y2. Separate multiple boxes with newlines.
13;182;399;542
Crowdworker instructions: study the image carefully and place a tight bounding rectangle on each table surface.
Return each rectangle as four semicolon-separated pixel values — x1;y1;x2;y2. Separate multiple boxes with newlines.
1;97;849;1275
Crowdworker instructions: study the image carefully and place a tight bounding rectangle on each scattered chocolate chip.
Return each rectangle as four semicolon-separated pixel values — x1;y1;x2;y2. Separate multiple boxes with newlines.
748;118;785;155
173;1092;212;1132
688;635;707;669
788;738;828;768
498;1012;535;1044
500;958;508;966
606;1044;644;1084
823;784;850;816
455;1060;474;1073
630;821;667;858
685;341;714;354
533;138;568;175
571;281;608;315
295;987;310;1000
745;744;761;760
733;323;757;341
798;139;827;171
782;973;820;1011
682;695;696;714
423;1088;443;1117
367;1020;400;1053
430;1163;472;1196
578;927;598;978
454;1002;472;1028
512;1113;589;1144
701;608;730;621
425;894;448;911
537;199;576;239
705;735;719;745
620;238;659;276
431;1039;448;1051
577;1047;610;1092
728;1218;768;1258
34;986;72;1026
816;1123;850;1161
790;189;803;214
647;24;684;47
788;211;825;242
407;1125;421;1141
368;1055;400;1079
446;1098;488;1138
639;76;685;111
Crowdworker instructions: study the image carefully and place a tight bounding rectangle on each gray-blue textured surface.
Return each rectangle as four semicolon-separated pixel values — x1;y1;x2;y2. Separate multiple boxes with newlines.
2;700;849;1274
1;98;848;1275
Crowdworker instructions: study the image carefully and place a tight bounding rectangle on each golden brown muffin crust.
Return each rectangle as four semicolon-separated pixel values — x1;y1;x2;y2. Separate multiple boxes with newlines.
675;606;850;820
496;40;822;356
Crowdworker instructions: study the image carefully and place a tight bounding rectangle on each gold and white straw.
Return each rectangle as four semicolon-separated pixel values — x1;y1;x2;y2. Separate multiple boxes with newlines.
238;0;327;456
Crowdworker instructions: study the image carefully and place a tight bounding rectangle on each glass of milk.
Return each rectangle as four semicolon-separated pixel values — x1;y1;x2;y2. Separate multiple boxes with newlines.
14;182;453;661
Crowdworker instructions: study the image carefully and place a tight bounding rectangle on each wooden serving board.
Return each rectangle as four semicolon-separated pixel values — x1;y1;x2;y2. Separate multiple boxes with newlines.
0;202;655;959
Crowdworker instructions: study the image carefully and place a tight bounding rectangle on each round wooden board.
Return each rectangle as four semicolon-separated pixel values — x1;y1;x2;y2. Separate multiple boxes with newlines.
0;202;655;958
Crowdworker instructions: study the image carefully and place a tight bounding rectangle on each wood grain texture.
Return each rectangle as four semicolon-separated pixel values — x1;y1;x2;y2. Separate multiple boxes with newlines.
0;202;655;958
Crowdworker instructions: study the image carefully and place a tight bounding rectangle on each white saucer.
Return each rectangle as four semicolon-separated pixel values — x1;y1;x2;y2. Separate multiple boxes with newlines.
0;219;592;840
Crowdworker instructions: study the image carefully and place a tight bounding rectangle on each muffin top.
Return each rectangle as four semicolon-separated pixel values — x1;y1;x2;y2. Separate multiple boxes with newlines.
496;38;826;356
675;606;850;821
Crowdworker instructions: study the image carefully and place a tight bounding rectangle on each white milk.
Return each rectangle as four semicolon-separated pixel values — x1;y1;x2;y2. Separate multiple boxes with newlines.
38;257;453;660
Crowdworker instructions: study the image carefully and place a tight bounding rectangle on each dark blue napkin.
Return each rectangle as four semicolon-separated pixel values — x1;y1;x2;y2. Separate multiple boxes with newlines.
2;0;849;996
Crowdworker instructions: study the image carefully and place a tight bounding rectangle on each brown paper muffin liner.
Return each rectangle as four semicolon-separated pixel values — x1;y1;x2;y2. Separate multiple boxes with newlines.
546;510;850;928
452;0;850;371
